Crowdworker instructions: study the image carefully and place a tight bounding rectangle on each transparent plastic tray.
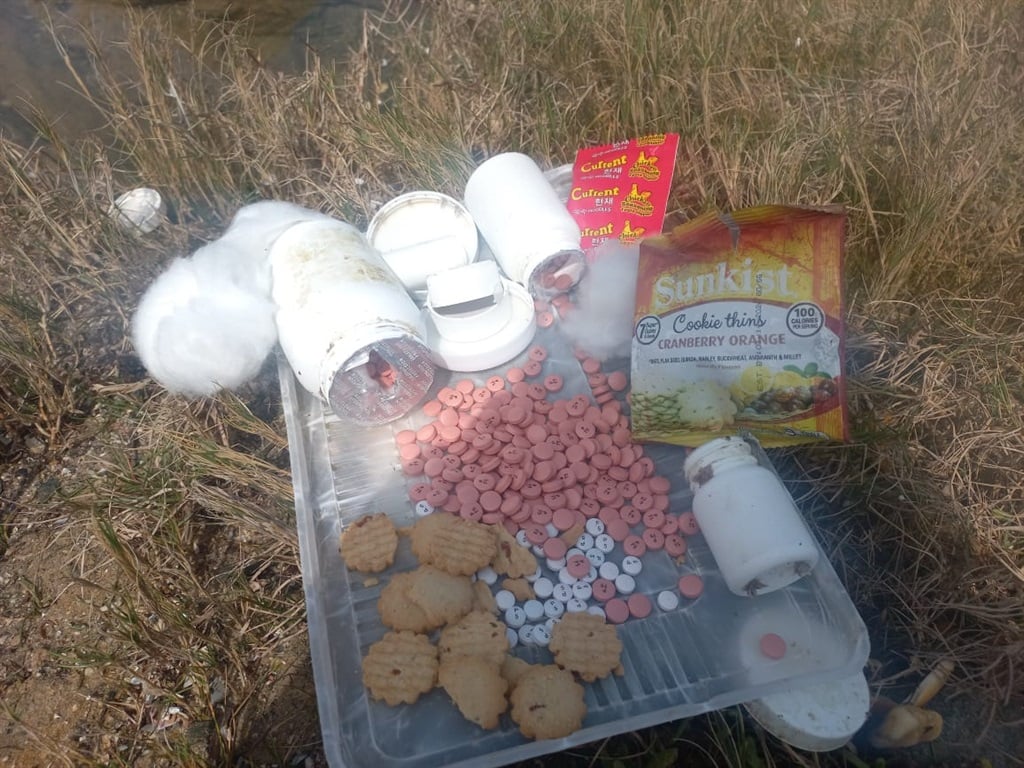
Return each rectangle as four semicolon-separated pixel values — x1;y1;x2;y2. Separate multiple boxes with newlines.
278;328;869;768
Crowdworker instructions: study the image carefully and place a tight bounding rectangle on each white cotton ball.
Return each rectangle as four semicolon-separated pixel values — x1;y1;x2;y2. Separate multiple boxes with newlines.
130;200;332;396
131;243;278;396
559;240;640;360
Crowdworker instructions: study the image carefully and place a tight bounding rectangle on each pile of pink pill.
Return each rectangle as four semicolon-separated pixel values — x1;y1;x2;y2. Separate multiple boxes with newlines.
394;345;705;630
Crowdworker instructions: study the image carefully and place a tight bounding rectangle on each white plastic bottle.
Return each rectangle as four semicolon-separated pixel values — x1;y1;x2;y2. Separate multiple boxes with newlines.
269;219;435;426
464;152;586;294
682;436;819;596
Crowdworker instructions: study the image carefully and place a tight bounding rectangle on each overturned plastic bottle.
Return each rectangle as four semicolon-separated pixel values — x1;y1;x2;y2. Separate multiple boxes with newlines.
269;219;436;426
683;436;820;596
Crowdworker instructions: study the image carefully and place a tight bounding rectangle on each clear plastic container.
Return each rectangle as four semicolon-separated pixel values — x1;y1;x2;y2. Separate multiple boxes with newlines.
278;328;869;768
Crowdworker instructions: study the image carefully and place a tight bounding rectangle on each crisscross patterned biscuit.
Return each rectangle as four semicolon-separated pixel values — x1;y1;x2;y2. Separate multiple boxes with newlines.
410;513;498;576
339;512;398;573
438;656;508;730
509;665;586;740
491;525;538;579
405;565;475;628
438;610;509;665
549;611;623;682
362;630;438;706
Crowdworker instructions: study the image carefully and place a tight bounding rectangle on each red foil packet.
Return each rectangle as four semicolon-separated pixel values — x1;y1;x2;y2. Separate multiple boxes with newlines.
567;134;679;253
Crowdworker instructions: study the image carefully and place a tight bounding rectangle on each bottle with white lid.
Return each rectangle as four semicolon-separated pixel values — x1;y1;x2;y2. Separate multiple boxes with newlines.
463;153;586;295
269;218;435;426
683;436;819;597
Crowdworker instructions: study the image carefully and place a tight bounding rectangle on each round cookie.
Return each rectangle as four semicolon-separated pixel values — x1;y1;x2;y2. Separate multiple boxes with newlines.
509;665;587;740
339;512;398;573
549;611;624;682
362;630;438;706
438;656;508;730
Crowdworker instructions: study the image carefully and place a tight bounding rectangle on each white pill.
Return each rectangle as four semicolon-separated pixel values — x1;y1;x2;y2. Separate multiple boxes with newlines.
495;589;517;611
515;530;529;547
414;500;434;517
544;617;559;633
595;533;615;553
582;566;598;584
476;565;498;585
545;523;559;537
622;555;643;576
599;561;620;580
572;581;593;601
545;557;566;571
587;605;607;620
566;547;584;560
553;583;573;603
657;590;680;612
585;548;605;568
566;597;589;613
525;565;542;582
532;577;554;599
558;568;578;586
614;573;636;595
544;599;565;619
505;605;527;629
506;627;519;648
575;532;595;551
585;518;606;536
532;545;546;558
518;624;535;645
531;624;551;646
523;599;545;621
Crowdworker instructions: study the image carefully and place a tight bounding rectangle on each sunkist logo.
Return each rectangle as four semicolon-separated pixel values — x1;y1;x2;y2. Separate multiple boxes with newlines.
652;258;795;309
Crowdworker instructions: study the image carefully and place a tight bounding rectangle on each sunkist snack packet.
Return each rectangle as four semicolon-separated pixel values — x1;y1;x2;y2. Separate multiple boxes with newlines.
567;134;679;252
629;205;849;447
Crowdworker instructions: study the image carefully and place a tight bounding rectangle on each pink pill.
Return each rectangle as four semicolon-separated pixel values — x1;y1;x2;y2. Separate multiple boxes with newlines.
524;524;549;545
623;535;647;557
479;490;502;512
416;424;437;443
665;534;687;558
531;505;553;525
486;375;506;392
566;554;591;578
423;458;445;478
528;345;548;362
591;579;616;602
438;408;460;427
642;509;665;529
552;508;576;531
760;633;787;660
523;360;543;377
408;482;431;502
660;514;679;536
582;357;602;374
648;476;671;494
398;443;421;461
607;370;628;392
506;367;525;383
401;457;425;476
679;511;700;535
543;537;568;560
619;506;642;526
481;512;503;525
426;488;448;507
460;502;483;521
627;593;653;619
642;528;665;550
604;598;630;624
422;399;443;417
678;574;704;599
544;375;564;392
395;429;417;445
606;518;630;541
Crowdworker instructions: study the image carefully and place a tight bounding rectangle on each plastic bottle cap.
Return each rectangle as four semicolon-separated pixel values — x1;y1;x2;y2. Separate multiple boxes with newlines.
422;262;535;372
744;672;870;752
366;191;478;298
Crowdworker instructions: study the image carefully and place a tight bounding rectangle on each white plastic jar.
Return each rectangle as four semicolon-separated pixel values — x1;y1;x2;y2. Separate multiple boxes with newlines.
269;219;435;426
683;436;820;597
463;152;586;294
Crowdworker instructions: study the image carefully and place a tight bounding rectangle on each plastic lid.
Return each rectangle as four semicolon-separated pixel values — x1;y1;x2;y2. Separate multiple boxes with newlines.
744;671;870;752
423;262;536;372
366;191;478;296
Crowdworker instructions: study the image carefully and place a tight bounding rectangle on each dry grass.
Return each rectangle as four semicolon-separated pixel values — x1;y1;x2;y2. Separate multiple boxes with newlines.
1;0;1023;765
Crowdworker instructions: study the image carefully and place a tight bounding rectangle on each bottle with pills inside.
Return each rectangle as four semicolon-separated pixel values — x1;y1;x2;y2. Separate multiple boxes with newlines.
682;436;820;597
